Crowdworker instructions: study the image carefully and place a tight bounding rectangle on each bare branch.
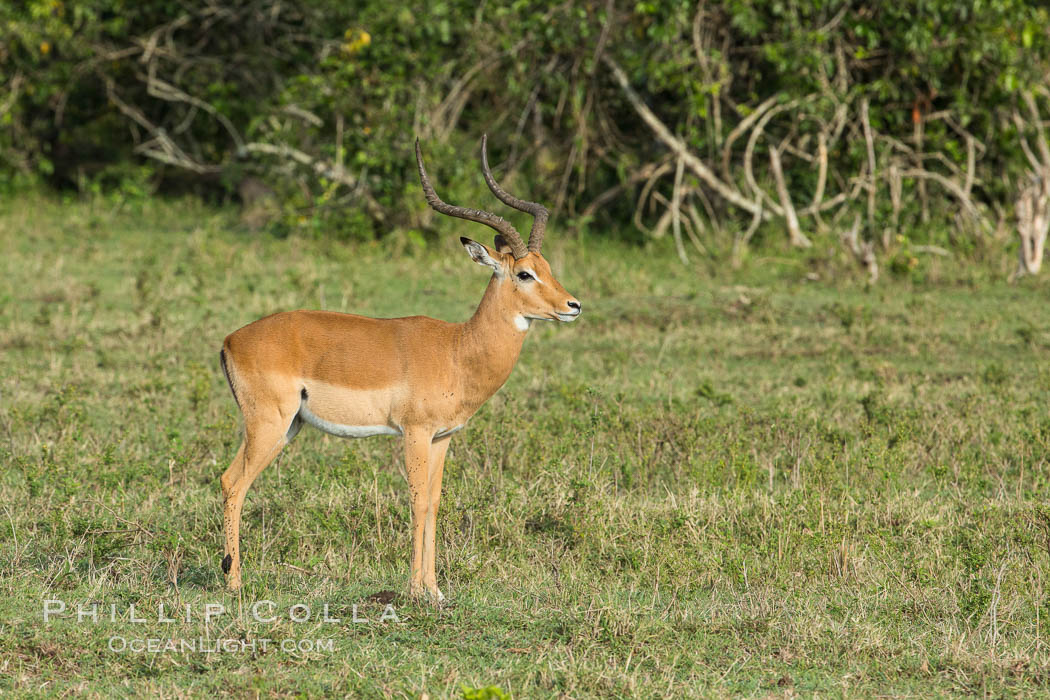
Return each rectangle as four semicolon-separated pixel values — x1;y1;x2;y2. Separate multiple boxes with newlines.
963;134;975;199
1012;110;1045;173
604;56;769;221
105;77;220;174
1016;175;1050;277
723;96;778;188
0;72;23;121
142;66;244;151
281;104;324;127
671;156;689;263
769;144;811;247
900;168;987;231
247;142;384;221
691;1;722;142
913;107;929;222
809;131;828;226
732;200;763;268
582;159;670;219
743;103;794;215
887;161;903;248
840;215;878;283
1023;91;1050;167
860;98;877;231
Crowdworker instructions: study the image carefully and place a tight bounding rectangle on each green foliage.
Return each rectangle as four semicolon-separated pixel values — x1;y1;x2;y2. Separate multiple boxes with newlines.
696;379;733;406
3;1;1050;251
460;684;511;700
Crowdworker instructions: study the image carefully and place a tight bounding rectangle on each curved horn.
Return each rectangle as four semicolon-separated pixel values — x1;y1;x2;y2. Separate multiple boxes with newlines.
480;134;549;253
415;138;528;258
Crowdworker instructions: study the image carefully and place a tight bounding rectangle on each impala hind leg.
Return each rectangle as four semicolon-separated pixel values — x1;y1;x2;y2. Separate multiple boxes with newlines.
221;410;298;590
422;435;451;601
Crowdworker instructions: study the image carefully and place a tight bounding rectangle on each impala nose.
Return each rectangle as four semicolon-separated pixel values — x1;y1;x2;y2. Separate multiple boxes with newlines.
567;300;581;312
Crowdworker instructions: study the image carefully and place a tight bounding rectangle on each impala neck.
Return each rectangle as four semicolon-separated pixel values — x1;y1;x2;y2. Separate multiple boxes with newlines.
458;274;528;390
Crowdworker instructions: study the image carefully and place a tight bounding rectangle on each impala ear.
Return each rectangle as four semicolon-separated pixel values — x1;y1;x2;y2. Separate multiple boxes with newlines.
461;237;503;272
493;234;515;255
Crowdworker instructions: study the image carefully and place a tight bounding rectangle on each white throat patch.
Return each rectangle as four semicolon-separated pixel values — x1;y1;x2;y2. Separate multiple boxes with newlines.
514;315;532;332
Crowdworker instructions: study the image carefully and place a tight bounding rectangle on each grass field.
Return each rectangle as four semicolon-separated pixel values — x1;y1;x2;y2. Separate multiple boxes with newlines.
3;194;1050;697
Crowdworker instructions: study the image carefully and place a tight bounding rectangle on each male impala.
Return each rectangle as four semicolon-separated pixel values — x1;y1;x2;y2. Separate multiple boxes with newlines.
218;136;581;600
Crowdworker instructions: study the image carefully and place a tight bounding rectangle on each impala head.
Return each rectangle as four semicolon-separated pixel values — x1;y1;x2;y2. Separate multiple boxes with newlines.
415;135;581;326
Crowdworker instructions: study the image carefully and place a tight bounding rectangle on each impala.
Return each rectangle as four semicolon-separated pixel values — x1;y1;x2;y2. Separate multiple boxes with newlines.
218;136;581;600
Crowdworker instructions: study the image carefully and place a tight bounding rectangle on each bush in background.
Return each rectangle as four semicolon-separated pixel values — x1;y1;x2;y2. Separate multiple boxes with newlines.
2;0;1050;271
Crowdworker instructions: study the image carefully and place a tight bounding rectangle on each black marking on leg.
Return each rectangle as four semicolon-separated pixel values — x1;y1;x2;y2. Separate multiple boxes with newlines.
221;554;232;574
301;387;308;400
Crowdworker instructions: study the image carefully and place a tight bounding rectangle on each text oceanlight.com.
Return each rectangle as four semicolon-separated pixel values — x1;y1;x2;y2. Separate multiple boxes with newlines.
108;637;336;654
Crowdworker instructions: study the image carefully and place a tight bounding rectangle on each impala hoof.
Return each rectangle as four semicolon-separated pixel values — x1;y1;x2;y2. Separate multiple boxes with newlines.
423;586;445;605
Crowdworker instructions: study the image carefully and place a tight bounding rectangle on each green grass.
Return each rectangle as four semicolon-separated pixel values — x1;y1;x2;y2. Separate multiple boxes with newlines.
2;193;1050;697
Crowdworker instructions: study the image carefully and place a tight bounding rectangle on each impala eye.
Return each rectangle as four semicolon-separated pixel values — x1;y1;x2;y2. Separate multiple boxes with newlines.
516;271;534;282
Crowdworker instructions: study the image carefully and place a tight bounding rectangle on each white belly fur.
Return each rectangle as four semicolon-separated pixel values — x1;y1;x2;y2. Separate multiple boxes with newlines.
296;380;465;441
298;401;401;439
434;424;465;439
297;380;402;439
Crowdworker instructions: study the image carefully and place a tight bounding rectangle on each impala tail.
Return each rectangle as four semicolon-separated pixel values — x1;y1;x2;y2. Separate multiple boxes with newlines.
219;348;241;412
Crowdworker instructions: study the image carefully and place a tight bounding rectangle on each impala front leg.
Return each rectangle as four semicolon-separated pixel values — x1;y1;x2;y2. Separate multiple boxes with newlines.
422;435;451;601
404;426;432;599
